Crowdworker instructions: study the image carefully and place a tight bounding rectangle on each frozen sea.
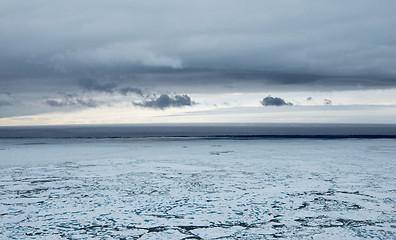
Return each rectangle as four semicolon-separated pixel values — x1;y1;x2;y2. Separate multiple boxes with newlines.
0;125;395;239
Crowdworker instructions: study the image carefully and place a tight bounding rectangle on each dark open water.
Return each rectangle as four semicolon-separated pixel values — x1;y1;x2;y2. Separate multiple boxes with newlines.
1;123;396;139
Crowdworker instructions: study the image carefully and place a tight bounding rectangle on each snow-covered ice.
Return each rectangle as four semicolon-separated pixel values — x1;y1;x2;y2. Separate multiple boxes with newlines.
0;138;395;239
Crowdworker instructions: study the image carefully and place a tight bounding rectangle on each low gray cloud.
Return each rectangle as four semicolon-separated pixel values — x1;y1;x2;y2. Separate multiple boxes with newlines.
0;92;17;107
261;96;293;106
45;94;97;108
307;97;312;101
133;94;194;109
324;99;332;105
78;79;117;94
119;87;144;97
0;100;12;107
78;79;145;97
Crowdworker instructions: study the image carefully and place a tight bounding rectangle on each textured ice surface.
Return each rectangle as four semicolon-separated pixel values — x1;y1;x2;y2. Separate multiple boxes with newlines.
0;138;395;239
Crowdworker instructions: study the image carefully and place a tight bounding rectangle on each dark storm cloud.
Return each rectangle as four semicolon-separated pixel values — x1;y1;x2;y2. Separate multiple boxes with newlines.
78;79;117;94
261;96;293;106
45;94;97;108
133;94;194;109
119;87;144;97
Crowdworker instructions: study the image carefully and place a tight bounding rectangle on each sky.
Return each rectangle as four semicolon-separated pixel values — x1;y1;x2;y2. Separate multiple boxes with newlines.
1;0;396;126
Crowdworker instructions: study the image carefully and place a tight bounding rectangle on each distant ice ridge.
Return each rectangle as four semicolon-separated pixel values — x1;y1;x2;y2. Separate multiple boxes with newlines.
0;138;395;239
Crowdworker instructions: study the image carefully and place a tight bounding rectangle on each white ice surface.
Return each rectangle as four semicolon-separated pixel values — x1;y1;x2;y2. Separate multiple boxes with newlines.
0;138;395;239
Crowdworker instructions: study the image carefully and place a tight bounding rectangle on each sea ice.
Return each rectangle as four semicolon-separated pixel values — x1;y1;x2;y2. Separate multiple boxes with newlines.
0;138;395;239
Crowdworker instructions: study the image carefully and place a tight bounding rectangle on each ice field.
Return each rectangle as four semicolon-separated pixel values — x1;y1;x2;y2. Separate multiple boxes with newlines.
0;138;395;239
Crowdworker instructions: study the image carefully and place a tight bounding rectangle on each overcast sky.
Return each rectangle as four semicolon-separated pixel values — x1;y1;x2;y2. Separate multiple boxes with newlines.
1;0;395;125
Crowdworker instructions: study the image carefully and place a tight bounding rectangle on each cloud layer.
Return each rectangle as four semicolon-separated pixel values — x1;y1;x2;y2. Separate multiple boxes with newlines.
0;1;395;121
1;0;395;94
